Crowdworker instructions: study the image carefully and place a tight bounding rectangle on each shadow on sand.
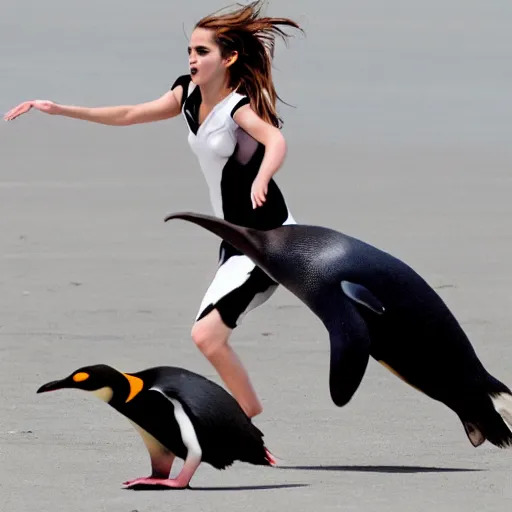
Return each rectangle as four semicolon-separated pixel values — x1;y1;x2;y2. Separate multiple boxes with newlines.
276;464;482;474
126;483;309;491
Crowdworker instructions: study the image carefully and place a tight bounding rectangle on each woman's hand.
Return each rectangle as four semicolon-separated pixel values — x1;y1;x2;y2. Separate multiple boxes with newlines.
4;100;61;121
251;175;269;209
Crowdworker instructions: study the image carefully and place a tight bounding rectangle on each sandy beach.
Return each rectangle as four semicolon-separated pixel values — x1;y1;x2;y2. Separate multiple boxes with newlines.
1;2;511;511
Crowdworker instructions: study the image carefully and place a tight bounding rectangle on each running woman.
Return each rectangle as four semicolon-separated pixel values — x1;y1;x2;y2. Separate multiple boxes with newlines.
4;1;304;419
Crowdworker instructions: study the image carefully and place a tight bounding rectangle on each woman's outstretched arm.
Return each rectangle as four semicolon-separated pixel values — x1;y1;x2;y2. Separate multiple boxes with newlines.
4;87;184;126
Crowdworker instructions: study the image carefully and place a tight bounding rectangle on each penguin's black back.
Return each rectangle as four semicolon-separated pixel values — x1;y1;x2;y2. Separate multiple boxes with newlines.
258;225;497;395
121;366;270;469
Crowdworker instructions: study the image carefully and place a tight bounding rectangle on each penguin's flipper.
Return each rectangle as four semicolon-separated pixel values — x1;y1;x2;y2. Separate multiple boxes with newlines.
341;281;385;315
149;374;271;469
122;389;203;489
325;296;372;407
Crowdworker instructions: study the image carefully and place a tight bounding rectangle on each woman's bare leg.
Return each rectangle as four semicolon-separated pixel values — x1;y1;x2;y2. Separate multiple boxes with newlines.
191;309;262;418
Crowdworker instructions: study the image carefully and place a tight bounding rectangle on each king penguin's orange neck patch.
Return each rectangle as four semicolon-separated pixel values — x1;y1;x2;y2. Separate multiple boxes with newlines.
73;372;89;382
122;373;144;402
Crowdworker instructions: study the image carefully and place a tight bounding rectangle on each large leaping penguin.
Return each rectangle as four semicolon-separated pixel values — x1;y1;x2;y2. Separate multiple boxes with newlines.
164;211;512;449
37;364;276;489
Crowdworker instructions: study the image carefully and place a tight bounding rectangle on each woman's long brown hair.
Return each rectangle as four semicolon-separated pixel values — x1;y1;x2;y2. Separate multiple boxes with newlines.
195;1;304;128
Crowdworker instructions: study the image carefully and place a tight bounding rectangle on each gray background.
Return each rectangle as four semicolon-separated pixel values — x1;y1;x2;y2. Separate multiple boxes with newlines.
1;1;511;511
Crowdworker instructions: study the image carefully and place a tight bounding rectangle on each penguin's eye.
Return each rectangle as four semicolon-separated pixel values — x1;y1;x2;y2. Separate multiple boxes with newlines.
73;372;90;382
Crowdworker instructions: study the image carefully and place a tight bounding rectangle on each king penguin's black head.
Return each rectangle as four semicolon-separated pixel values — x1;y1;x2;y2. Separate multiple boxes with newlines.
36;364;143;405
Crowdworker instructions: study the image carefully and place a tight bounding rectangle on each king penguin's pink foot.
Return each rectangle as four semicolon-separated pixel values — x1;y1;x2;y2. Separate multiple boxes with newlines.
265;448;278;466
122;476;189;490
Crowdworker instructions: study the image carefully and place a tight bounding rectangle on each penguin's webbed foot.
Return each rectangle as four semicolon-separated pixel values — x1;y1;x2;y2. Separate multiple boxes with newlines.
265;448;278;466
122;476;190;490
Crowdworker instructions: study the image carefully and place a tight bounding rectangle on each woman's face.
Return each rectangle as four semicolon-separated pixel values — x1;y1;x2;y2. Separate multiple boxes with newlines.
188;28;234;85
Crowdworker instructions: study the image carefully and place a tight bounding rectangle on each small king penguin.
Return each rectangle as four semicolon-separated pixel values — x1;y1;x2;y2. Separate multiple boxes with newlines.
37;364;276;489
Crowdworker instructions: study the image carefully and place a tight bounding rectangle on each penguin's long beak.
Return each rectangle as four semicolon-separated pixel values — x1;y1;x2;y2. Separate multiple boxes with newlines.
164;211;265;265
37;378;69;393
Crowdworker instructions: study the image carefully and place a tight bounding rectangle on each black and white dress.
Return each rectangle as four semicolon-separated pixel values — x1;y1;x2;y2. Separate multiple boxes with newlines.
171;74;296;329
